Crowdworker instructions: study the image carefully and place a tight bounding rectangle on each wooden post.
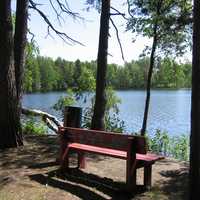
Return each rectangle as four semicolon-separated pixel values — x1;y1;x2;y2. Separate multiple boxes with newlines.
58;106;82;164
126;139;137;191
64;106;82;127
144;165;152;190
63;106;85;168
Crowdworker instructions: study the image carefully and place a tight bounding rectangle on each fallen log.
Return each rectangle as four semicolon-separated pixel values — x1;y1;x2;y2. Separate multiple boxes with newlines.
21;107;63;134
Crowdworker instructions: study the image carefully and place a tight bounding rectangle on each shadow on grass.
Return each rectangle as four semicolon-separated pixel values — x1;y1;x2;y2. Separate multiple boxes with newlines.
0;135;190;199
30;173;108;200
0;135;113;171
30;168;146;200
0;135;59;169
159;167;189;200
30;161;58;169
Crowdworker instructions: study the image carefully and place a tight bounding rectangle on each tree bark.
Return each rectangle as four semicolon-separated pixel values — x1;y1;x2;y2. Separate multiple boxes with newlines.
91;0;110;130
189;0;200;198
14;0;29;98
0;0;21;148
0;0;28;149
141;24;158;136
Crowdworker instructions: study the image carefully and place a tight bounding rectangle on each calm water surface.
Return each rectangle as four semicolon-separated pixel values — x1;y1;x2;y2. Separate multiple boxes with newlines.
22;90;191;136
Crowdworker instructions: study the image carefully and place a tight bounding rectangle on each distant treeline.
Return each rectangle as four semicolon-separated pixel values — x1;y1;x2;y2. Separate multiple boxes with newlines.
24;56;191;93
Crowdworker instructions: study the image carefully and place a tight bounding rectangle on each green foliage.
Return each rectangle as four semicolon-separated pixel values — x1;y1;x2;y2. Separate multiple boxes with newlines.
148;129;189;161
82;107;125;133
82;87;125;132
53;89;76;111
127;0;192;57
37;56;60;92
148;129;170;155
23;41;40;92
105;86;121;114
153;58;188;88
53;86;125;133
85;0;101;12
22;118;47;135
73;59;96;95
23;52;192;93
170;135;189;161
105;113;126;133
182;62;192;88
82;107;93;129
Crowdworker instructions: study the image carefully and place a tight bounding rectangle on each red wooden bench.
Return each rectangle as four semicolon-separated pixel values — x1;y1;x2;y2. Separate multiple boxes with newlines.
58;127;164;191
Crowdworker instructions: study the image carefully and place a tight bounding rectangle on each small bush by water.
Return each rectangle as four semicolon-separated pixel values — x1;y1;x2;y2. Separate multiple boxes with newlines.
22;118;47;135
22;118;189;161
22;115;189;161
148;129;189;161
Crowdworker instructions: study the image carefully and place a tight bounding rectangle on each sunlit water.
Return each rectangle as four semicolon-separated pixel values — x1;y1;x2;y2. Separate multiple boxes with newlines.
22;89;191;136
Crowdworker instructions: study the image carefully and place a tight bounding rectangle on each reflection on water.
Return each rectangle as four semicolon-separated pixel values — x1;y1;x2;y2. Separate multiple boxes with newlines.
22;89;191;136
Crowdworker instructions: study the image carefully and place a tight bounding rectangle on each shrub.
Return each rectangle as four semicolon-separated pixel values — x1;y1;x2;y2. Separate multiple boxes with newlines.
148;129;189;161
22;118;47;135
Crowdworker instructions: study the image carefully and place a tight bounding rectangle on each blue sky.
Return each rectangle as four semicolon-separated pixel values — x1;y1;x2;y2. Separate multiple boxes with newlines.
28;0;191;65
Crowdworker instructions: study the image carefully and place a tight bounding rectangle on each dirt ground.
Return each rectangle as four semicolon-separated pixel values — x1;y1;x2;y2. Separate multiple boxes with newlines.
0;135;189;200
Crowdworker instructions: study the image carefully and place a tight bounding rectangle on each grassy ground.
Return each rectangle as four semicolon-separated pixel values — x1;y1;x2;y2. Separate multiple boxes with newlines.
0;135;189;200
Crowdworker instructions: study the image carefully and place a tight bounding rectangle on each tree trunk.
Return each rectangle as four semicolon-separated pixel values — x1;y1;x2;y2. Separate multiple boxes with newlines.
0;0;28;149
141;24;158;136
14;0;28;99
0;0;21;148
91;0;110;130
189;0;200;198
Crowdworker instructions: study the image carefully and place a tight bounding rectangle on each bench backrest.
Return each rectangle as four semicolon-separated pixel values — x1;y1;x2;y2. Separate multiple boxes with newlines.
59;127;147;154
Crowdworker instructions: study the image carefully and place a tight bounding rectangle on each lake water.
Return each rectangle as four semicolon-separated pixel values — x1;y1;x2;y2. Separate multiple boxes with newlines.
22;89;191;136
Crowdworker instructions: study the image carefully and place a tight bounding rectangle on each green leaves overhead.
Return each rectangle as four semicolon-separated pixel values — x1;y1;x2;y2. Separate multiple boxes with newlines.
127;0;192;57
85;0;101;12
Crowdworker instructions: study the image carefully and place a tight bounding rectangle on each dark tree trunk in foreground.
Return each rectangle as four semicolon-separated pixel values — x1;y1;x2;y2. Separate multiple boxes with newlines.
189;0;200;198
91;0;110;130
141;24;158;136
14;0;29;99
0;0;19;148
0;0;28;149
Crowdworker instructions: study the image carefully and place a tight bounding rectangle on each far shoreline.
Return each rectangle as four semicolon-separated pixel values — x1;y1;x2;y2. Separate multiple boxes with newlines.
23;88;191;95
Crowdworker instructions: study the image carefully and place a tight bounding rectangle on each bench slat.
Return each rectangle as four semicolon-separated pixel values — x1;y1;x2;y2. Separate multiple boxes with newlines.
68;143;164;163
136;153;164;162
61;127;147;153
68;143;127;159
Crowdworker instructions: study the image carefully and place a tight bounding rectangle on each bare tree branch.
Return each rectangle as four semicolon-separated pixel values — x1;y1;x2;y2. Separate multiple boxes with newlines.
49;0;63;25
29;0;84;46
126;0;134;18
27;29;35;43
42;115;59;133
54;0;83;19
110;6;128;20
110;17;125;61
22;107;62;126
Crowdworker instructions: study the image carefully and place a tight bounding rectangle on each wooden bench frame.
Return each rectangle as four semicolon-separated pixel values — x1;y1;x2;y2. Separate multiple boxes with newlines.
58;127;164;191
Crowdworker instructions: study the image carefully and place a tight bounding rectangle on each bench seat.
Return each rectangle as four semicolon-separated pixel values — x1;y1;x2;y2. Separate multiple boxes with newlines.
136;153;164;163
67;143;164;163
67;142;127;159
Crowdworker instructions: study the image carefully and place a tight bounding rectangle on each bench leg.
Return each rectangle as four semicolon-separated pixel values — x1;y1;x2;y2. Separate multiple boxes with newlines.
126;159;137;191
60;147;70;171
78;152;85;169
144;165;152;189
60;155;69;172
57;135;68;164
